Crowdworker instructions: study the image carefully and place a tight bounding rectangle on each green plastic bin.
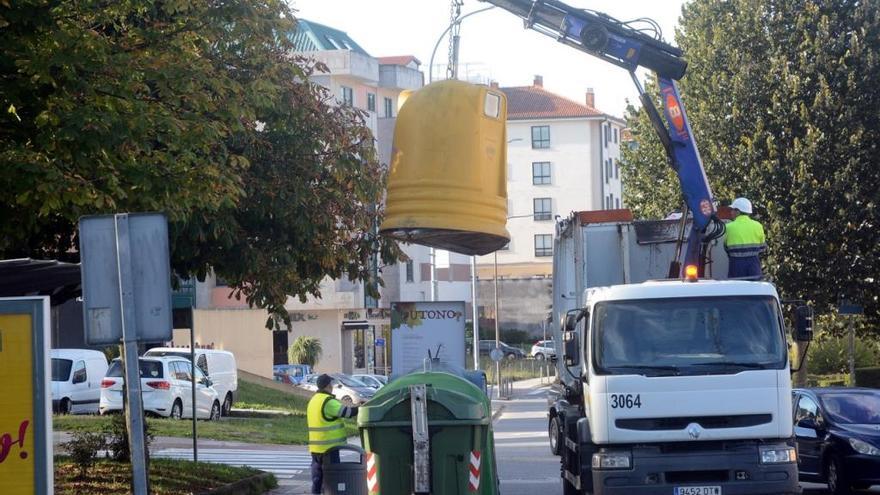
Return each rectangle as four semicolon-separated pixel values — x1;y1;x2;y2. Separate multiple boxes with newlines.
358;371;499;494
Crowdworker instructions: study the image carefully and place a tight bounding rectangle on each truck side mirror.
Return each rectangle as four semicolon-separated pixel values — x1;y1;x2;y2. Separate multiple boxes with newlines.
793;305;813;342
564;309;585;332
563;330;580;367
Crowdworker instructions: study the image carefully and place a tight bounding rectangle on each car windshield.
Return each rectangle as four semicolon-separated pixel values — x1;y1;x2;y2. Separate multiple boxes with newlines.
594;296;786;376
335;375;366;387
106;359;164;378
52;358;73;381
820;393;880;424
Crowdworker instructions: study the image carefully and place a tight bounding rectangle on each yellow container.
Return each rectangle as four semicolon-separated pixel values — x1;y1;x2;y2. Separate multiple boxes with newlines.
380;80;510;256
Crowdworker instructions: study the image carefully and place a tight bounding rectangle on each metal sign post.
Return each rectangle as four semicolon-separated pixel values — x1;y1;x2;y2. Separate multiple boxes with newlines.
80;212;173;495
839;301;864;386
114;214;150;495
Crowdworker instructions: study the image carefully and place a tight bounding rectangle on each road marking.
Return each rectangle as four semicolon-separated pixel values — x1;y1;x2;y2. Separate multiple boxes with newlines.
493;441;550;448
493;430;546;440
153;448;311;479
499;410;547;420
528;387;550;396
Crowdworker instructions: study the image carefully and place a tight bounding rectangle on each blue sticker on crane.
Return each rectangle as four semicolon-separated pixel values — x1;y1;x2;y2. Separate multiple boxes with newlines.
658;77;715;230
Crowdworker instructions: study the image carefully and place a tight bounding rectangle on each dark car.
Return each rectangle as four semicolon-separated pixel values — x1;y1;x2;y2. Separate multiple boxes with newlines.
477;340;525;359
793;388;880;494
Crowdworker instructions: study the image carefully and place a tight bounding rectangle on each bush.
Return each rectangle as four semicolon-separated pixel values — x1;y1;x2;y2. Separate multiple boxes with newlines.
287;336;323;369
855;367;880;388
61;431;106;479
501;329;532;346
105;412;153;462
806;334;879;375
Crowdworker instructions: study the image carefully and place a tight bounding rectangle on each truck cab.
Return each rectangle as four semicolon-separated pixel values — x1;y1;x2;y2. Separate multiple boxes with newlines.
559;279;800;494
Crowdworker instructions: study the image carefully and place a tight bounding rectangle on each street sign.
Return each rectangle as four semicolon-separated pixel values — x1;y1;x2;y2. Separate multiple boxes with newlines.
839;303;864;315
375;338;386;347
0;297;52;494
79;213;173;344
489;348;504;362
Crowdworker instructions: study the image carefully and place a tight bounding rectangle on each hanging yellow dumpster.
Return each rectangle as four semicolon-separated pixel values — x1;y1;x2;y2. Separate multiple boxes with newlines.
380;80;510;256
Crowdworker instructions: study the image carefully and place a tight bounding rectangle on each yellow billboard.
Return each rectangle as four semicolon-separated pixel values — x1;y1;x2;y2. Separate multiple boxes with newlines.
0;298;51;494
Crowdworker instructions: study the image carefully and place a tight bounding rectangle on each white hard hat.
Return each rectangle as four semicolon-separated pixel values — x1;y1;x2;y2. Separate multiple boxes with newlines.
731;197;753;214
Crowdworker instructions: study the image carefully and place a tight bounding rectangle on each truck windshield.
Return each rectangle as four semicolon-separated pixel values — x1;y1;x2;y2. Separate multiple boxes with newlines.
593;296;785;376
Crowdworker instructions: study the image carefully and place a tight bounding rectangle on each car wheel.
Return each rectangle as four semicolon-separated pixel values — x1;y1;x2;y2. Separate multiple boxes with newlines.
222;393;233;416
170;399;183;420
341;396;354;406
549;416;562;456
58;398;71;415
506;353;516;360
535;353;545;361
827;455;851;495
210;401;221;421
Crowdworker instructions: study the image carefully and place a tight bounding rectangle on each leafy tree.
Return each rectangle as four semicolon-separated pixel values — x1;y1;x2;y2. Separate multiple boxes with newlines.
1;0;400;325
287;336;323;369
621;0;880;321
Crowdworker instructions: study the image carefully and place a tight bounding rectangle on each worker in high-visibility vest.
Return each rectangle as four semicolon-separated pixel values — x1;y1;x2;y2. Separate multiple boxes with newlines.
724;197;767;279
307;374;358;494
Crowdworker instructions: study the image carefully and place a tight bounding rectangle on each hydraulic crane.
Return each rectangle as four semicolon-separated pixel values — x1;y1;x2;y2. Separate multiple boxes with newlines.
481;0;726;276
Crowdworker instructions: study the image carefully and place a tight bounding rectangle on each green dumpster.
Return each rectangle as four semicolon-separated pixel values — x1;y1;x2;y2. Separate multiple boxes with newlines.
358;371;499;494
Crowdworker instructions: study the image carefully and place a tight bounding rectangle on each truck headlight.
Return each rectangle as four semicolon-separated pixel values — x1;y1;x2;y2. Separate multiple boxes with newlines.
759;446;797;464
592;451;632;470
848;438;880;456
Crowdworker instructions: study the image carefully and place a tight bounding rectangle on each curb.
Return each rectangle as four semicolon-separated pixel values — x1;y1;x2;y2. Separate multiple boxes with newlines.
491;403;506;421
198;472;277;495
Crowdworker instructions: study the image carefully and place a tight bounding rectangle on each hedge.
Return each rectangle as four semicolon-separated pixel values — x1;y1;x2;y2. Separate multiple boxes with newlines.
854;367;880;388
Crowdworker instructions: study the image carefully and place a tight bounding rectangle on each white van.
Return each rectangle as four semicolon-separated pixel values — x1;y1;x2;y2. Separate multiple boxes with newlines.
144;348;238;415
51;349;109;414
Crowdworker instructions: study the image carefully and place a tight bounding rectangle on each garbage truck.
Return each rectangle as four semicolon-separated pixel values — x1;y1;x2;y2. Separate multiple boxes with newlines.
546;210;813;495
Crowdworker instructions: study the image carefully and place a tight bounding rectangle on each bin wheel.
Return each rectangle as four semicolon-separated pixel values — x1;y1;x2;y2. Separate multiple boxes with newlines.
549;416;562;456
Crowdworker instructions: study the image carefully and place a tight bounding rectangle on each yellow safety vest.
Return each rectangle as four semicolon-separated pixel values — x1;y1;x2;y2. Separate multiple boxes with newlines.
307;392;347;454
724;215;767;258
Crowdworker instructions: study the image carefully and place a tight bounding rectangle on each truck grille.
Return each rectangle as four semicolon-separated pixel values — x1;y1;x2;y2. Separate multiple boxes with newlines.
666;470;729;483
616;414;772;431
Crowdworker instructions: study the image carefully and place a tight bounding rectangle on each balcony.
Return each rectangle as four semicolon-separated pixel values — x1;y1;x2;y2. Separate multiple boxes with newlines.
379;65;423;91
304;50;378;84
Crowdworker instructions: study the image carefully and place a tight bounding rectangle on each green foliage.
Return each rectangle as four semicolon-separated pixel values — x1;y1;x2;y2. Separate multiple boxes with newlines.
105;412;153;463
60;431;107;479
501;329;531;346
287;336;323;369
621;0;880;321
807;335;879;375
0;0;400;326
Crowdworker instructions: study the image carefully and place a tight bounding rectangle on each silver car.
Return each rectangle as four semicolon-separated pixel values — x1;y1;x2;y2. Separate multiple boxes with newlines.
300;373;375;405
352;374;388;390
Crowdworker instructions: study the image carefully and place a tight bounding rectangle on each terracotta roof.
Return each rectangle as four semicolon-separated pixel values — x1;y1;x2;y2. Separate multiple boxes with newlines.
500;85;604;120
377;55;421;67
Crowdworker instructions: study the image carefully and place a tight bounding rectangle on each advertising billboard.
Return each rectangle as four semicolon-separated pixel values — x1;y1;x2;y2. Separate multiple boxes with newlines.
0;297;52;494
390;301;466;376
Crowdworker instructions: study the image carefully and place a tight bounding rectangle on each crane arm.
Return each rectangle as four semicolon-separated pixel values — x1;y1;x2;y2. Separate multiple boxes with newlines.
481;0;724;272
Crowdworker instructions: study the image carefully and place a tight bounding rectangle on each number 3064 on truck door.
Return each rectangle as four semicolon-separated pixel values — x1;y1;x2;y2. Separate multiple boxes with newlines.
609;394;641;409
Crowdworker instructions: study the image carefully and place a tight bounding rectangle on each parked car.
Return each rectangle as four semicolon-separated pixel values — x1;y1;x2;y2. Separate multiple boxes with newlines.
530;340;556;360
300;373;376;405
273;364;312;385
51;349;109;414
100;356;221;420
352;374;387;390
478;340;526;359
793;388;880;494
144;347;238;415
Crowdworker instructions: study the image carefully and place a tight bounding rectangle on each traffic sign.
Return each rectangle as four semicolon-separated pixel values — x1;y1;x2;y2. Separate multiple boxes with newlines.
489;348;504;362
375;338;386;347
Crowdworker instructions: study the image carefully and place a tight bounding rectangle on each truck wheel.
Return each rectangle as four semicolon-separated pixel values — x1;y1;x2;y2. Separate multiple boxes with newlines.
549;416;562;455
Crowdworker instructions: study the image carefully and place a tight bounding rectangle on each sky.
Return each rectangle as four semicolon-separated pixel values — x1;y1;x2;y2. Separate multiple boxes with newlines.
290;0;687;117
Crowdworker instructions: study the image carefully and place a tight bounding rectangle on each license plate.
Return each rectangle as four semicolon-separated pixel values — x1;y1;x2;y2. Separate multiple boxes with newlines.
674;487;721;495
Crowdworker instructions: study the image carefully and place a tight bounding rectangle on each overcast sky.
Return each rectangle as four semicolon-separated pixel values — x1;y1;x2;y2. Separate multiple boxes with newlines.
290;0;687;117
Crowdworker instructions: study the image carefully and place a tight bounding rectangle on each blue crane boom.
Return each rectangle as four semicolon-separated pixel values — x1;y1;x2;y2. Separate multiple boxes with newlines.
481;0;725;274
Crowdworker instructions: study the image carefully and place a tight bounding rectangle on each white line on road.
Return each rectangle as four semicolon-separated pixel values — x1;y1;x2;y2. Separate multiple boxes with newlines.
499;410;547;420
493;430;547;440
493;441;550;448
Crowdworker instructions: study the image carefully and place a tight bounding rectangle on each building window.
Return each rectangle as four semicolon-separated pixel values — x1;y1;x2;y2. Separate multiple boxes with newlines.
614;159;619;179
613;127;619;144
367;93;376;112
533;198;552;221
405;260;414;283
534;234;553;257
605;124;611;146
616;197;621;209
532;162;551;185
531;126;550;149
383;97;393;118
341;86;354;106
605;158;611;184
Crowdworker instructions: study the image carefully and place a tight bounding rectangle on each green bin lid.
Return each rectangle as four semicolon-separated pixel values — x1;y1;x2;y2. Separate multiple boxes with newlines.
357;371;490;426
